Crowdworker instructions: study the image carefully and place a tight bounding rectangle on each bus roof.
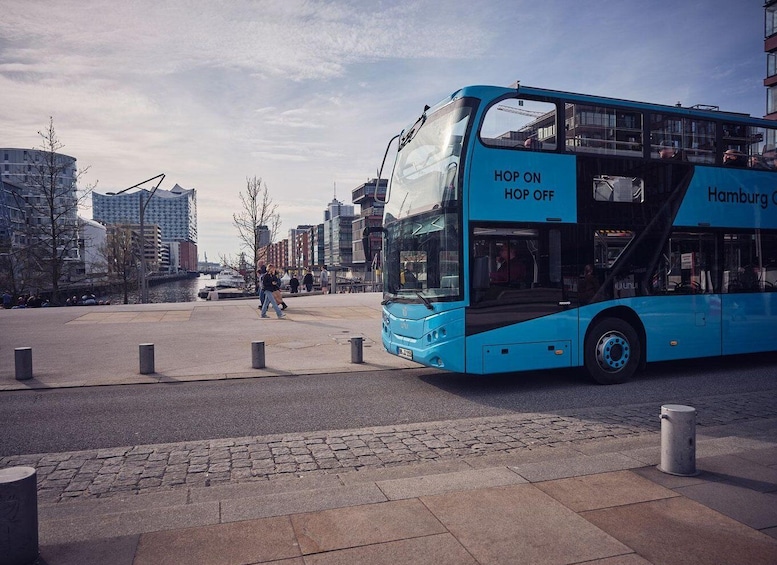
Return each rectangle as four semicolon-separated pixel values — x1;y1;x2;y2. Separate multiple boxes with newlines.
437;83;770;126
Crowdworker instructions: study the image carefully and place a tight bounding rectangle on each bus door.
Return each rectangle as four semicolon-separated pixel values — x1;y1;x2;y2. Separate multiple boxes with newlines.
721;231;777;355
466;225;578;374
646;232;722;361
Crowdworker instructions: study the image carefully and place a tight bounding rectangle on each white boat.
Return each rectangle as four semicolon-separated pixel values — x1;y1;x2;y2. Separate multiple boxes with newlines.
215;268;245;288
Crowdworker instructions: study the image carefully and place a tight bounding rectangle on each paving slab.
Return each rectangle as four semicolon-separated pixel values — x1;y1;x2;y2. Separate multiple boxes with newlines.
582;496;777;565
38;489;189;519
630;465;710;489
188;473;344;503
301;533;477;565
37;535;139;565
290;498;446;554
376;466;527;500
39;501;220;544
421;484;632;565
508;452;644;482
220;482;387;523
535;470;679;512
735;446;777;467
675;480;777;530
696;453;777;491
337;458;472;485
132;516;300;565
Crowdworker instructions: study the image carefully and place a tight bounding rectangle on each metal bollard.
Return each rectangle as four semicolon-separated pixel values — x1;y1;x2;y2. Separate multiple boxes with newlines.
0;466;39;565
658;404;699;476
252;341;266;369
350;336;364;364
14;347;33;381
139;343;155;375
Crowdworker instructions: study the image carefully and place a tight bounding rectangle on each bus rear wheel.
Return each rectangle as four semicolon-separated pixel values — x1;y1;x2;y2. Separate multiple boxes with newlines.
584;318;641;385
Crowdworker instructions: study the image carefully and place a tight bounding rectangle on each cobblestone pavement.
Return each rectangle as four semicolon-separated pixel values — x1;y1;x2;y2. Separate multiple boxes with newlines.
2;390;775;504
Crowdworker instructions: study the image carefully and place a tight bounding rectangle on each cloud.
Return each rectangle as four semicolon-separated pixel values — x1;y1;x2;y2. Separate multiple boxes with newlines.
1;0;768;261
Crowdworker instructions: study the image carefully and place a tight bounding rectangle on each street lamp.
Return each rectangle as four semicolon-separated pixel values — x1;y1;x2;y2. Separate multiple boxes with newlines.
106;173;165;303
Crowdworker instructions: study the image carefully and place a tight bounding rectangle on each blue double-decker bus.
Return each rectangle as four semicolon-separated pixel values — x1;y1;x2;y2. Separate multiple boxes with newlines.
375;82;777;384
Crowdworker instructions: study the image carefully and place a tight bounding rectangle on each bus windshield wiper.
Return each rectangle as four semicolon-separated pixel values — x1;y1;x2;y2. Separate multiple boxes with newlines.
398;105;429;150
416;292;433;310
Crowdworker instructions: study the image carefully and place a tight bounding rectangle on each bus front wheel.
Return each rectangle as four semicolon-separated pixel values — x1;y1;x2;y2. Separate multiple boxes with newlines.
584;318;641;385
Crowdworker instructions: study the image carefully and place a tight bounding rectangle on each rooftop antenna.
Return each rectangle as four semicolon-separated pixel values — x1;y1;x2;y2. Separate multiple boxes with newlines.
333;181;337;200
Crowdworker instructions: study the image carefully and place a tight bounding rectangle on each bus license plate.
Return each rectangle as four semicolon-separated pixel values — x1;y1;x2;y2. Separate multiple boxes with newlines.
398;347;413;360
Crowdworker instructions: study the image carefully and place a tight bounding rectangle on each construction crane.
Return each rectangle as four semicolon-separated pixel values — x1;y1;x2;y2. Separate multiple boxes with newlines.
496;105;544;118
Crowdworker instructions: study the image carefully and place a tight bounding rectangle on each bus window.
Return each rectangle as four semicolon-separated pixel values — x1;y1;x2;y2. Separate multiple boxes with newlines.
471;225;576;309
650;114;715;164
724;232;777;292
594;230;634;269
565;104;642;156
735;126;777;170
593;175;644;203
480;98;557;150
652;232;718;294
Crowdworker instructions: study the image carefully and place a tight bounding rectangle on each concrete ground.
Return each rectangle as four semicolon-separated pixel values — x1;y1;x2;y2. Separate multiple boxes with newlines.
0;292;776;564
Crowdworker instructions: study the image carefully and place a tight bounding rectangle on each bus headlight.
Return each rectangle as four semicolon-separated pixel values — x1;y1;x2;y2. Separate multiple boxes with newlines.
427;327;447;343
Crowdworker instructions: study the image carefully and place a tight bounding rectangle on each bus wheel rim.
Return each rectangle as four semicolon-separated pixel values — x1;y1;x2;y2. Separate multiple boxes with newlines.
595;332;630;373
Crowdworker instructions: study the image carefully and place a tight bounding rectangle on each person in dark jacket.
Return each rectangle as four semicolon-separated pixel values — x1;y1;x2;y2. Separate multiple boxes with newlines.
303;270;314;292
260;265;286;318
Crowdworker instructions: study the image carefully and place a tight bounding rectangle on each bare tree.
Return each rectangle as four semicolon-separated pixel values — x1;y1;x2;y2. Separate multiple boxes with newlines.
11;118;95;304
232;176;280;292
102;225;139;304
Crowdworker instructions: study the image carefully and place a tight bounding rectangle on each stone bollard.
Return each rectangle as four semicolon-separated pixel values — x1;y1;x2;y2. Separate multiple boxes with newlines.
252;341;266;369
350;337;364;364
139;343;155;375
658;404;699;476
14;347;33;381
0;466;39;565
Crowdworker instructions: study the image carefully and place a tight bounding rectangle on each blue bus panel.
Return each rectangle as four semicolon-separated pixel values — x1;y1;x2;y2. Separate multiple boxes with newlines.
382;304;467;373
468;149;577;223
674;167;777;229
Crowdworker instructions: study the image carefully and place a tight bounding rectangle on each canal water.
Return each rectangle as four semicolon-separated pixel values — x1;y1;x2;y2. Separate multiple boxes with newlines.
101;275;225;305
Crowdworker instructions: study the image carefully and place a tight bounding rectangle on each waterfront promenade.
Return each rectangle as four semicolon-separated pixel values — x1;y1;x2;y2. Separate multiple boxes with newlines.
1;293;776;564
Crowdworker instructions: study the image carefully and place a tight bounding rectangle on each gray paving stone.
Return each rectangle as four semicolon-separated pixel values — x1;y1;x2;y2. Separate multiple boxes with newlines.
220;483;387;523
583;496;777;565
509;452;645;482
38;534;139;565
676;480;777;529
422;484;630;564
376;466;527;500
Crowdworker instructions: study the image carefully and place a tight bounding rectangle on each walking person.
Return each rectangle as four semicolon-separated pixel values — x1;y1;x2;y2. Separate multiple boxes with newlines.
289;273;300;294
273;266;288;309
303;270;314;292
320;266;330;294
260;264;286;319
257;262;267;307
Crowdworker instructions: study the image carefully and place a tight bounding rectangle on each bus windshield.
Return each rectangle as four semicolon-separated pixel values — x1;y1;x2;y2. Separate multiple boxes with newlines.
383;98;475;301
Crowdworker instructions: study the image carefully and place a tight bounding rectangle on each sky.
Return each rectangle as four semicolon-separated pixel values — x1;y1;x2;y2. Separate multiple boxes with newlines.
0;0;767;262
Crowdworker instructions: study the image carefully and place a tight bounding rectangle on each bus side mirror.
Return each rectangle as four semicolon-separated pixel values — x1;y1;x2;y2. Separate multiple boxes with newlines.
362;226;386;268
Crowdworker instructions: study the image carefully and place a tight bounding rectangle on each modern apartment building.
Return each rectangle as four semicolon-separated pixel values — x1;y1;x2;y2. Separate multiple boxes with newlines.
323;198;355;268
287;225;313;271
1;148;82;291
767;1;777;119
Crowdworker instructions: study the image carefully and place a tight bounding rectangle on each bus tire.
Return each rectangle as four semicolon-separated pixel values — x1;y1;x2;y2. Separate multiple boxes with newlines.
584;317;641;385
